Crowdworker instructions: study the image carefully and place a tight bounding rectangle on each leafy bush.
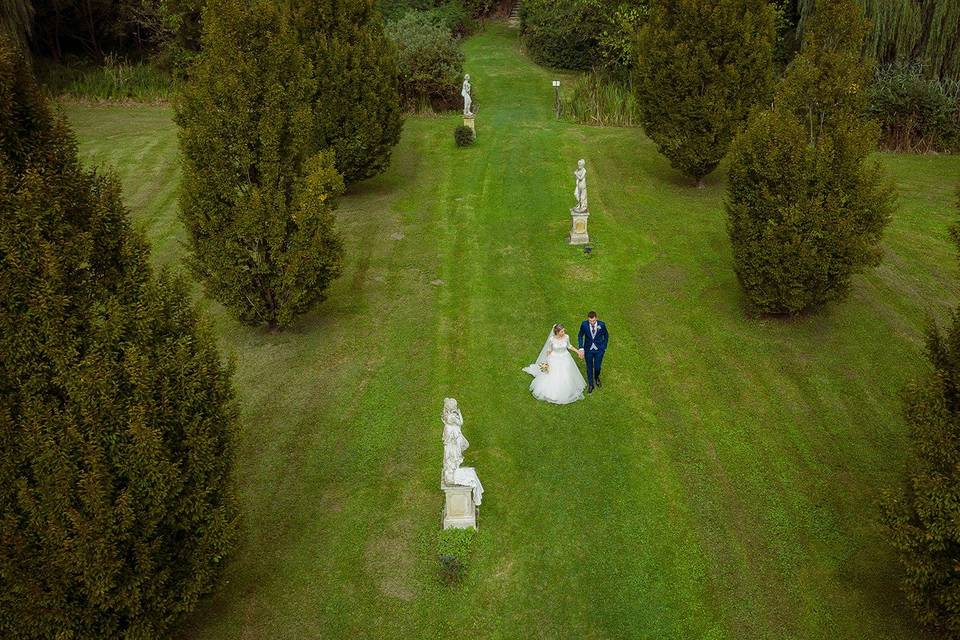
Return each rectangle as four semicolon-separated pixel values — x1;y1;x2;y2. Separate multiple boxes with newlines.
0;39;238;639
725;0;894;314
437;527;476;585
520;0;609;70
454;124;475;146
521;0;647;73
421;2;475;37
634;0;776;186
562;71;641;127
177;0;345;330
382;0;494;22
387;10;464;112
882;271;960;636
869;62;960;152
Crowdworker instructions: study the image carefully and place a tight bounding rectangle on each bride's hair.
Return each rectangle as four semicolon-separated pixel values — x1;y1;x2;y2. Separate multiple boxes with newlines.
552;323;564;335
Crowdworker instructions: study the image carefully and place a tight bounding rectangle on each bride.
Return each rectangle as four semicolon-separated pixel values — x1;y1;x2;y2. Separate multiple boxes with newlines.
522;324;587;404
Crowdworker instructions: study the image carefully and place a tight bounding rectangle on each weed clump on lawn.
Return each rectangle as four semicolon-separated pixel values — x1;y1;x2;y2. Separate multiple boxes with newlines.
437;527;476;585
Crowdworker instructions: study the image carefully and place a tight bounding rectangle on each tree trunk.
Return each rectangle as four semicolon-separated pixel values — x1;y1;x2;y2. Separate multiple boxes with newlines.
696;176;706;189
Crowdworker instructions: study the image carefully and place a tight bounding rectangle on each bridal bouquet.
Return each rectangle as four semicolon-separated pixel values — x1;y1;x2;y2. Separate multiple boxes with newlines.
539;362;549;373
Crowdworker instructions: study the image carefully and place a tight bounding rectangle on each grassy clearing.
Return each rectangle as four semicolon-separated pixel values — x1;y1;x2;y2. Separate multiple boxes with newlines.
64;23;960;639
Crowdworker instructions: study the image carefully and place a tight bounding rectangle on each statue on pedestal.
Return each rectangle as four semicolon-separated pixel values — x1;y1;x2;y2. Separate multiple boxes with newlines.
569;159;590;245
441;398;483;507
461;74;474;117
573;159;588;212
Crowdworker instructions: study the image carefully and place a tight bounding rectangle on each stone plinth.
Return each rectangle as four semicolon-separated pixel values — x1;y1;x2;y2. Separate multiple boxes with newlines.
463;116;475;136
569;208;590;245
441;475;478;530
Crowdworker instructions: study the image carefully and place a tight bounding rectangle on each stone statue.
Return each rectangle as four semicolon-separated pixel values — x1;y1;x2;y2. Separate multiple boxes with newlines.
574;159;588;212
461;74;473;117
441;398;483;506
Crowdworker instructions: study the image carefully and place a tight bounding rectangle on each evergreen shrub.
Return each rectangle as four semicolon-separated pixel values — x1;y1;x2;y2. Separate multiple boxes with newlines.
0;38;238;640
633;0;776;186
883;193;960;635
725;0;894;314
454;124;475;146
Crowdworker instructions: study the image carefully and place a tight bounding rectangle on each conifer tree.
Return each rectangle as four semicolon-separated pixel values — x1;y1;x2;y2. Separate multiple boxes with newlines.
0;39;238;639
633;0;776;187
177;0;345;330
882;189;960;636
725;0;894;313
291;0;403;184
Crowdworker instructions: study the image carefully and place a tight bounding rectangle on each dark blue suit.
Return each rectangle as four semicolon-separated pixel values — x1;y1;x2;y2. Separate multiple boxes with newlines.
578;320;609;387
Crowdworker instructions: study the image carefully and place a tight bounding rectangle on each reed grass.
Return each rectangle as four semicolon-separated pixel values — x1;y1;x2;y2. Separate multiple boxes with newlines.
38;55;175;104
561;71;641;127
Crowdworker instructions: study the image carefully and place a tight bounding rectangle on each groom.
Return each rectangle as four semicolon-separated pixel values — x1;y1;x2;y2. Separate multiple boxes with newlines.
577;311;609;394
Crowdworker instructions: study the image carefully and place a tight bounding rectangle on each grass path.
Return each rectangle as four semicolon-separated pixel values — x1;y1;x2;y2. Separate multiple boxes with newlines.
64;23;960;639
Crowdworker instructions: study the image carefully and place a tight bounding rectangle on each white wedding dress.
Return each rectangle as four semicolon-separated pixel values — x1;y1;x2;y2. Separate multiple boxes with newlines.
522;334;587;404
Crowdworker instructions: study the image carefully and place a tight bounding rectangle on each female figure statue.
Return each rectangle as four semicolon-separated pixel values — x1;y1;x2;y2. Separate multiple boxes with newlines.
574;159;587;212
461;74;473;117
441;398;483;505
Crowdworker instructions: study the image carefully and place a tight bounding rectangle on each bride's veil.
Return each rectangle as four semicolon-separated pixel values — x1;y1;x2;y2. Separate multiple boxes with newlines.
522;329;556;377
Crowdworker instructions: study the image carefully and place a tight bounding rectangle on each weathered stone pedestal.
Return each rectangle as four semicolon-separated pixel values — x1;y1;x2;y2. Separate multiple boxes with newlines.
569;207;590;245
441;474;478;530
463;116;476;137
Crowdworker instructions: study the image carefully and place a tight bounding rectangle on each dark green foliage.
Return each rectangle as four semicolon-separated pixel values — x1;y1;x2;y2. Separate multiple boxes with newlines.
869;62;960;152
795;0;960;81
381;0;493;23
417;2;475;37
1;0;33;48
726;0;894;314
387;10;464;111
0;39;238;639
291;0;403;184
454;124;475;146
520;0;613;71
634;0;776;185
177;0;345;330
882;196;960;635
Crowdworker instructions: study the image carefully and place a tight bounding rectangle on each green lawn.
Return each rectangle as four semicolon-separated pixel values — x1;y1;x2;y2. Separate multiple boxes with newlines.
63;23;960;640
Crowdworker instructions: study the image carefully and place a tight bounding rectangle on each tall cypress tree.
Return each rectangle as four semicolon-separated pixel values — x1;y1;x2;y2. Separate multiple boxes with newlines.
633;0;776;187
291;0;403;185
0;39;238;639
177;0;345;330
882;189;960;636
725;0;894;314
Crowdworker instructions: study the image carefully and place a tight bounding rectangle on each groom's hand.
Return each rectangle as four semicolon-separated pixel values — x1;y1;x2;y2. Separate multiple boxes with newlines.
578;349;585;359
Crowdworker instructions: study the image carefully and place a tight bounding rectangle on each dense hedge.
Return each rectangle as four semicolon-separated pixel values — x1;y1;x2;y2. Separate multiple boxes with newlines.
387;11;465;111
520;0;607;70
521;0;647;73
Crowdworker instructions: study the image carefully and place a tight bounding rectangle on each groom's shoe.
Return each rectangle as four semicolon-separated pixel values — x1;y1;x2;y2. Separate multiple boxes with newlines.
595;377;602;388
588;385;594;394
